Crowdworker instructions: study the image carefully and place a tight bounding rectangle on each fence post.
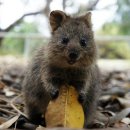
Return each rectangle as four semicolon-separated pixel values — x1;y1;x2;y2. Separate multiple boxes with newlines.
24;37;30;59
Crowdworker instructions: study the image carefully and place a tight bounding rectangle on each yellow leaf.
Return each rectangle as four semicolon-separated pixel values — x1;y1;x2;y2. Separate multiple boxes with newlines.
45;86;84;128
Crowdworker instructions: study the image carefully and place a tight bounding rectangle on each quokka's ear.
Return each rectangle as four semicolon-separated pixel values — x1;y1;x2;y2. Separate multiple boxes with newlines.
49;10;69;32
81;12;92;28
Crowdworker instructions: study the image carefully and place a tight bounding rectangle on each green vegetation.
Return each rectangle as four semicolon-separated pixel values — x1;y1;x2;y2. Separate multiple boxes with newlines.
100;0;130;35
98;0;130;59
0;22;39;56
99;42;130;59
0;38;24;56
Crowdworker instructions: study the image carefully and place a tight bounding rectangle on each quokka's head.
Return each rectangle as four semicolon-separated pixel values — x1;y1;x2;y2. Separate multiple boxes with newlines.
47;10;97;68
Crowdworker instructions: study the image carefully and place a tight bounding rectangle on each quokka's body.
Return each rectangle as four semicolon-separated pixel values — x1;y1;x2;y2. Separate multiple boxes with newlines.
23;10;101;128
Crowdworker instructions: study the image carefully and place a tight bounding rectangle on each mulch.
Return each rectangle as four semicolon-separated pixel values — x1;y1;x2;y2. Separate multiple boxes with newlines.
0;58;130;130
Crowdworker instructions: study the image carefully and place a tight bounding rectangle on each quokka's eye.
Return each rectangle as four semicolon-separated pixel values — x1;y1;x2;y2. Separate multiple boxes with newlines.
61;37;69;45
80;38;87;47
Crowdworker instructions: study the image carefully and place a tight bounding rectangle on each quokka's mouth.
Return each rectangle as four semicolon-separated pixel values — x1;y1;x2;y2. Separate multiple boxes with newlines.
68;60;76;65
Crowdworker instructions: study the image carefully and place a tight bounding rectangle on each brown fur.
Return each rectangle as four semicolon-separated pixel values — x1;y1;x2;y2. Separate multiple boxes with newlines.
23;10;101;128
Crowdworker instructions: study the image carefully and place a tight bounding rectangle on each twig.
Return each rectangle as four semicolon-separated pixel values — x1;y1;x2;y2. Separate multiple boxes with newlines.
14;120;18;130
9;87;21;94
10;94;27;118
0;10;43;32
0;107;16;115
0;116;8;123
87;0;99;11
0;97;9;103
0;104;12;109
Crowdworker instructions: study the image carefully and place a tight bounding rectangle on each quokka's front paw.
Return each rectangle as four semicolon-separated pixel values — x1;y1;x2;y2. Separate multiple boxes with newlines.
50;88;59;100
78;93;86;104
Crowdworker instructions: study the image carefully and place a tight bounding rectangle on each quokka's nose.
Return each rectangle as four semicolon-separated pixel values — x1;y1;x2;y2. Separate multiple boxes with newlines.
69;50;79;60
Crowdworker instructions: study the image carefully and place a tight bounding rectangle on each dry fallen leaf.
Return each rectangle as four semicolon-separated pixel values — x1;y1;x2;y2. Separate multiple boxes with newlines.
0;115;20;129
36;126;46;130
121;118;130;125
3;88;16;97
0;117;8;125
0;81;6;89
45;86;84;128
36;125;130;130
117;97;130;108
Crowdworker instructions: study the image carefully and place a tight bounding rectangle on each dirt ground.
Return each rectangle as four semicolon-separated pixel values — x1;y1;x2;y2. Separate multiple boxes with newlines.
0;56;130;130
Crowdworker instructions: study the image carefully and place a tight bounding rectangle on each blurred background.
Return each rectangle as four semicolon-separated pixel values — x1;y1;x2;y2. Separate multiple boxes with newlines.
0;0;130;60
